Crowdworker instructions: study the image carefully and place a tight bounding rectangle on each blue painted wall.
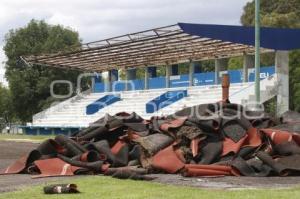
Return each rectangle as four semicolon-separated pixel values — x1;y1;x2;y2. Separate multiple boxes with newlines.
248;66;275;82
193;72;216;86
93;66;275;92
22;127;80;136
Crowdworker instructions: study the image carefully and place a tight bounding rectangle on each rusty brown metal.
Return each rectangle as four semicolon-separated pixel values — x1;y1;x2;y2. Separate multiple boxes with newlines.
6;107;300;179
33;158;81;178
0;150;41;175
183;164;235;177
151;145;185;174
222;74;230;102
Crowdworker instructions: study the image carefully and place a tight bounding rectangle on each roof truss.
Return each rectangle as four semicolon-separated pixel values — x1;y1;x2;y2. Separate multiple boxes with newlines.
23;24;271;72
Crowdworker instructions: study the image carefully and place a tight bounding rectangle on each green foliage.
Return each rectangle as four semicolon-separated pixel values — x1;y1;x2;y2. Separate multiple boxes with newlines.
201;60;214;72
156;66;166;76
241;0;300;111
0;84;14;127
241;0;300;27
136;68;145;79
264;97;277;116
118;62;212;80
178;63;189;74
289;49;300;111
260;53;275;67
119;68;146;80
3;19;82;122
228;57;243;70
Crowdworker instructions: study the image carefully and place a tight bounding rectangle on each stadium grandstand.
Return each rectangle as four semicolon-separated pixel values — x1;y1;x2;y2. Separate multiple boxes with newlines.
21;23;300;135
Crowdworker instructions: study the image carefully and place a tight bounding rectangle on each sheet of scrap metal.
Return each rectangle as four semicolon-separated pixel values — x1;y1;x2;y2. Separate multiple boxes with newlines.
2;103;300;180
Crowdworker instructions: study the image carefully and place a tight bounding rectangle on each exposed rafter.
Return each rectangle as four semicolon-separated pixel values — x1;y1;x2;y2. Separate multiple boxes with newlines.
23;24;272;72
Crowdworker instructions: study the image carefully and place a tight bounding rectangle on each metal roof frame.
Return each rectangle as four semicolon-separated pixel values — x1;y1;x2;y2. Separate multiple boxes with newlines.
23;24;271;72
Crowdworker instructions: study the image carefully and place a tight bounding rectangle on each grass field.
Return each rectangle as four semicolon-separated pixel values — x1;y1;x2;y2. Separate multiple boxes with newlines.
0;176;299;199
0;133;52;142
0;134;298;199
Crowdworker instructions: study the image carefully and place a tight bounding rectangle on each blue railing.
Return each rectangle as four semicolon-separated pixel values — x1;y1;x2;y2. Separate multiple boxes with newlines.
146;90;188;113
86;94;121;115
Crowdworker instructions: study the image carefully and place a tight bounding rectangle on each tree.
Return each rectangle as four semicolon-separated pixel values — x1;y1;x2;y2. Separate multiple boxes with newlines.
241;0;300;28
0;84;14;128
4;20;82;122
228;57;243;70
241;0;300;111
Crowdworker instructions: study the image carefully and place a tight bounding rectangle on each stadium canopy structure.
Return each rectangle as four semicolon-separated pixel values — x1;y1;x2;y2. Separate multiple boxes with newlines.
22;23;300;72
22;23;300;115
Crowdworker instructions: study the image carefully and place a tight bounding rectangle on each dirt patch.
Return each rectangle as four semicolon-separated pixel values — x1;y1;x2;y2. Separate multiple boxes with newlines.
1;141;300;193
0;141;39;170
149;174;300;189
0;141;78;193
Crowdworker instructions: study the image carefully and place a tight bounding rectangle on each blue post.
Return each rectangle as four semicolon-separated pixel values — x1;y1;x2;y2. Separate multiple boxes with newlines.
108;69;118;92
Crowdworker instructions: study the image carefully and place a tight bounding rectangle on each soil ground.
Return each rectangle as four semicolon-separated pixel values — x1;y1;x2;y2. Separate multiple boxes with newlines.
0;141;80;193
1;140;300;193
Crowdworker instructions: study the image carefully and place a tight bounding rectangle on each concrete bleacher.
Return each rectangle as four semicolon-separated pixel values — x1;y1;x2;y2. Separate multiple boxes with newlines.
29;74;278;128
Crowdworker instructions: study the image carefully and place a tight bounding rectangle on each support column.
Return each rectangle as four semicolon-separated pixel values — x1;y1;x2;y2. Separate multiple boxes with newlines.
166;64;171;88
91;77;95;92
189;61;195;87
144;67;149;90
215;58;227;84
107;69;118;92
275;51;289;116
124;69;128;91
91;74;95;92
243;55;254;82
105;71;110;92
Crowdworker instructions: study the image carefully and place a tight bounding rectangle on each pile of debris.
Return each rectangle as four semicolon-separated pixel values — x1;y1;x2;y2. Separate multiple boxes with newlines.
2;102;300;180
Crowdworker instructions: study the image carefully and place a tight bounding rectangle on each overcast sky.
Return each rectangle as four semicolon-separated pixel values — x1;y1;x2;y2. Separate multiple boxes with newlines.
0;0;251;85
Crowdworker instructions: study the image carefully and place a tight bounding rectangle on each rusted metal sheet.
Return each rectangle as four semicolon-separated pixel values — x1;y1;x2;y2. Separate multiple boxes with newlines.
4;103;300;179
